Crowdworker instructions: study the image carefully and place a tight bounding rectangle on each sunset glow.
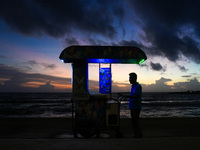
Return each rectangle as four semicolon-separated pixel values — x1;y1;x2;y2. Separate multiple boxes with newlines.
0;0;200;92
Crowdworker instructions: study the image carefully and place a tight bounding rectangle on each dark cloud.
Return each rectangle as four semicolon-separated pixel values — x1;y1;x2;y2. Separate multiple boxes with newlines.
143;77;200;92
2;73;28;89
64;36;79;46
41;63;57;69
26;60;38;66
38;81;55;92
91;76;200;92
0;55;6;59
127;0;200;63
150;62;166;72
0;0;124;39
182;75;192;78
0;63;21;78
1;63;199;92
0;63;70;92
156;77;172;84
178;65;188;72
139;77;172;92
139;63;148;68
173;78;200;91
118;39;143;48
2;0;199;65
25;60;57;70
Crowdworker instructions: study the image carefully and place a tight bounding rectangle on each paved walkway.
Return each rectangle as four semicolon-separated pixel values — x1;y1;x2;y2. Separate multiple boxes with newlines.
0;137;200;150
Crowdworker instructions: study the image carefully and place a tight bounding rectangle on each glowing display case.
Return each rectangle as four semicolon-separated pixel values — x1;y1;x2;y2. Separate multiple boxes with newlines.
99;68;111;94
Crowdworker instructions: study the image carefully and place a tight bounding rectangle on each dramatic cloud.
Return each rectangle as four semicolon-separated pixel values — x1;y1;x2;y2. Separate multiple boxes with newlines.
127;0;200;63
0;0;124;39
182;75;192;78
1;0;200;64
118;40;143;48
1;63;200;92
0;55;6;59
173;78;200;91
0;63;20;78
0;63;70;92
178;65;188;72
156;77;172;84
64;36;80;45
0;0;200;93
26;60;38;66
143;77;200;92
150;62;166;72
25;60;57;70
41;63;57;70
38;81;55;92
91;76;200;93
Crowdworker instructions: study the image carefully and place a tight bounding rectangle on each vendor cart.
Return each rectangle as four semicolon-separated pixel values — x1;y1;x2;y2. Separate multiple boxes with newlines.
59;46;147;138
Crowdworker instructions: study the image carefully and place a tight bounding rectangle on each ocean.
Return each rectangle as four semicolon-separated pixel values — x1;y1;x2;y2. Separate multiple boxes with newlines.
0;92;200;118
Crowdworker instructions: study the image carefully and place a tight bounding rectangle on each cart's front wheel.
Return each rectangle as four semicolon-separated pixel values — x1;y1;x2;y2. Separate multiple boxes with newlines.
78;121;98;138
73;130;78;138
115;130;123;138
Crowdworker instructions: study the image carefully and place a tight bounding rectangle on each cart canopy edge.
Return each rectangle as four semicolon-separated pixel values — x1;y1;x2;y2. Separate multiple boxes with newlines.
59;45;147;64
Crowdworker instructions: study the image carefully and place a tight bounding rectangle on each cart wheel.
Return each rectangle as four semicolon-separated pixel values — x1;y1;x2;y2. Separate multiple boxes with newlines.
78;121;98;138
73;130;78;138
115;129;123;138
95;129;100;138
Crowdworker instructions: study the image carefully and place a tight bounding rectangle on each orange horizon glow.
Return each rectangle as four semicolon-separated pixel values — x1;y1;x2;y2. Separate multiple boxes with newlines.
0;78;9;84
21;81;44;88
54;83;72;89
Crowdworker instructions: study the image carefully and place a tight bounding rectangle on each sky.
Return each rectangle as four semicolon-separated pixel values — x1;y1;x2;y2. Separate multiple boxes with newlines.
0;0;200;93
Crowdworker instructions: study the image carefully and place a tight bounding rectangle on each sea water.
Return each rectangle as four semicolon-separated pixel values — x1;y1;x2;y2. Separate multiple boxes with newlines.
0;92;200;118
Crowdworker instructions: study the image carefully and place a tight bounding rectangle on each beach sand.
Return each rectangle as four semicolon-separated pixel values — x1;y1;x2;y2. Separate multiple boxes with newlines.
0;118;200;150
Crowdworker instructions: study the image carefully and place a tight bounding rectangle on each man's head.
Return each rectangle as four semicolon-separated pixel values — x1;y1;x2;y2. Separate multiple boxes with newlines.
129;72;137;85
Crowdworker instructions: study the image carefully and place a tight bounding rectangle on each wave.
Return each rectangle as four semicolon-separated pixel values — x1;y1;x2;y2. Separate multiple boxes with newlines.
0;92;200;118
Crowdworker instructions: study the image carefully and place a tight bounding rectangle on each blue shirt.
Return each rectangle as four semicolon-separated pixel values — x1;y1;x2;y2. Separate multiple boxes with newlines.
129;83;142;109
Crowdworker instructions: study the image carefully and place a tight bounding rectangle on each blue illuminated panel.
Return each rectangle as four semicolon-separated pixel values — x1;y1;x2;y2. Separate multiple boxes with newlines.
88;59;122;63
99;68;111;94
87;58;142;64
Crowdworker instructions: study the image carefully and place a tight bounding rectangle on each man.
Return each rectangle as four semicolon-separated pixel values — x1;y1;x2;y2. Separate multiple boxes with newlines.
120;72;143;138
129;72;143;138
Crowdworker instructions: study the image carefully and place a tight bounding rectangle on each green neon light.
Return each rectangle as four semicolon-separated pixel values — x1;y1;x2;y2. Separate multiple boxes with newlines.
139;59;145;64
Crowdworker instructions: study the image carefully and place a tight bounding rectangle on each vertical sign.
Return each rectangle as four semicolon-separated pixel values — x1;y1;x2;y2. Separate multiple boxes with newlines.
99;68;111;94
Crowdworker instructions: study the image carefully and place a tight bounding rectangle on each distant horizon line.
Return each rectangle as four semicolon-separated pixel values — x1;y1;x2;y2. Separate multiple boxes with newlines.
1;90;200;94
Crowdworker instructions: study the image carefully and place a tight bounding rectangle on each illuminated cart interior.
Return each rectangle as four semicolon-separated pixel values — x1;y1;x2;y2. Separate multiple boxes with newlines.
59;46;147;138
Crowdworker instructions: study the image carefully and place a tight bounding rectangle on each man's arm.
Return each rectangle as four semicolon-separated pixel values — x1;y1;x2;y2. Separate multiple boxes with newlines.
118;84;141;99
118;94;138;99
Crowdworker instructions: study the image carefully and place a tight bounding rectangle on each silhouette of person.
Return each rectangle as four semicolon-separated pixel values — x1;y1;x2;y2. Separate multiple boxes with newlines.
119;72;143;138
128;72;143;138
